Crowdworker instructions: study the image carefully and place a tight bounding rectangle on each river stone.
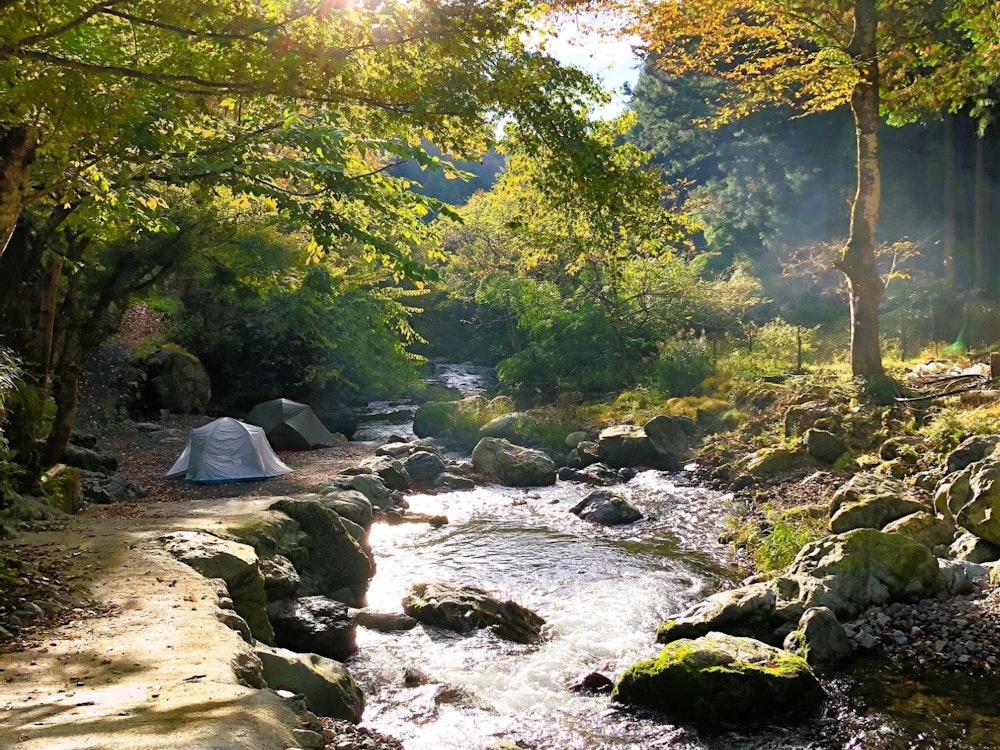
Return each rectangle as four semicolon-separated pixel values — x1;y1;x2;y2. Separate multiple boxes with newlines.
828;473;925;533
570;489;643;526
375;441;413;458
404;451;447;483
955;458;1000;546
782;606;854;670
355;455;410;492
643;415;689;470
433;472;476;491
803;429;847;464
880;511;956;549
471;437;556;487
946;435;1000;474
349;607;418;632
597;424;665;469
255;643;365;723
557;462;620;486
657;582;783;645
933;469;971;523
613;632;825;727
160;530;274;643
269;595;357;661
950;531;1000;563
269;498;373;605
402;581;545;644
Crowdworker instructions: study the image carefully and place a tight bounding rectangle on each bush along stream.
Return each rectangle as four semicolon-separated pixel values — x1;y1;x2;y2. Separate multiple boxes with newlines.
145;365;1000;749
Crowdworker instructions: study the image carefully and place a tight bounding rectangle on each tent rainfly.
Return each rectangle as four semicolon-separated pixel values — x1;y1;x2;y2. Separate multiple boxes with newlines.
165;417;293;483
245;397;339;450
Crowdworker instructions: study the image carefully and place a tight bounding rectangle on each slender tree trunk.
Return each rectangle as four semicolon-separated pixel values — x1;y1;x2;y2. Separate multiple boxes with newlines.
32;252;64;380
0;125;38;264
42;268;83;467
838;0;885;378
974;134;988;296
943;115;957;287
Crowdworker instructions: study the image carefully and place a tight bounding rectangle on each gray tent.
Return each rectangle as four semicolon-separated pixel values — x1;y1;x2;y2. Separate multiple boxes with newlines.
166;417;293;483
245;398;338;450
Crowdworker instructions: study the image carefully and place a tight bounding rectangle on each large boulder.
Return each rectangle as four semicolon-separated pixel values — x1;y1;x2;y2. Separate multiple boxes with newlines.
782;606;854;670
778;529;944;621
933;469;971;523
880;511;955;549
643;415;689;470
413;400;461;438
402;581;545;644
613;632;825;727
739;448;816;478
596;425;664;469
657;582;783;645
326;473;396;511
131;346;211;415
354;455;410;492
803;429;847;464
945;435;1000;475
828;473;925;533
656;530;944;645
160;531;274;643
255;644;365;723
955;456;1000;546
268;498;373;605
403;451;447;484
471;438;556;487
316;489;373;530
950;531;1000;563
269;596;357;661
570;489;643;526
476;412;543;447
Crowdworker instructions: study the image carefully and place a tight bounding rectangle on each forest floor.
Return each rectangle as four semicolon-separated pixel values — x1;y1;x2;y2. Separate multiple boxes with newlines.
0;418;379;750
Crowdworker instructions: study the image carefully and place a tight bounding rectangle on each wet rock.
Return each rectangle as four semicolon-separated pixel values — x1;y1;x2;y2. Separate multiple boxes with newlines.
471;438;556;487
354;456;410;492
782;606;854;670
643;415;689;470
657;582;782;645
570;672;614;694
269;595;358;661
403;451;446;483
570;489;643;526
557;463;620;486
349;608;417;632
255;643;365;722
402;581;545;644
613;632;825;727
269;498;374;605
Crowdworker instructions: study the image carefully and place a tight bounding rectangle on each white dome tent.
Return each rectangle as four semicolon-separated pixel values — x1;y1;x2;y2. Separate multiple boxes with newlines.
166;417;293;483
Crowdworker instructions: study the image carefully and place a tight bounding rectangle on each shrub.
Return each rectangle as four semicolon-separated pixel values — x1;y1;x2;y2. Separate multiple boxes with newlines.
651;337;714;396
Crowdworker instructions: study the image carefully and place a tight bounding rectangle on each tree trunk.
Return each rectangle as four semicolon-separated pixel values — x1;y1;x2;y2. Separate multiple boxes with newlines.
32;251;64;380
943;114;956;287
973;133;988;296
42;268;83;467
0;125;38;263
838;0;885;378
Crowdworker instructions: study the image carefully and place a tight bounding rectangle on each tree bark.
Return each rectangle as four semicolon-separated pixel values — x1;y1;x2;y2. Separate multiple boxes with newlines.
0;125;38;262
838;0;885;378
943;114;956;287
42;266;83;467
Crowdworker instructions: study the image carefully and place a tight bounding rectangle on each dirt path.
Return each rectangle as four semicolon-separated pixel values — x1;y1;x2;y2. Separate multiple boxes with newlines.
0;428;381;750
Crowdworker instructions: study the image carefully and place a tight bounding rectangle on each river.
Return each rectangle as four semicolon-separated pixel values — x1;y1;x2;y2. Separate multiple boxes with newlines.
345;364;1000;749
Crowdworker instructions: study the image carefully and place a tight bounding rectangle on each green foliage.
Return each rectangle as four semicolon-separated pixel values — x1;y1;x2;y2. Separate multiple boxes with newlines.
650;338;714;396
449;396;516;448
0;348;22;498
919;404;1000;456
727;503;825;574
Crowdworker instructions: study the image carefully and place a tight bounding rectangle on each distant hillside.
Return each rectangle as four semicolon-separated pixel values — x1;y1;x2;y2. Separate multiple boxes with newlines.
391;143;505;206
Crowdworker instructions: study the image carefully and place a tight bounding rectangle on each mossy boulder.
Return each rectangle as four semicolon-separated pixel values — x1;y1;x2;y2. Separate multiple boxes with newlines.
740;447;816;478
413;400;460;438
881;511;955;549
476;412;544;447
656;582;782;645
613;632;825;727
804;429;847;464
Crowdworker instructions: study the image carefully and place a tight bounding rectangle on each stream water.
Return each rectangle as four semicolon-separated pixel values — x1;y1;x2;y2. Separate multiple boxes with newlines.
345;365;1000;749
